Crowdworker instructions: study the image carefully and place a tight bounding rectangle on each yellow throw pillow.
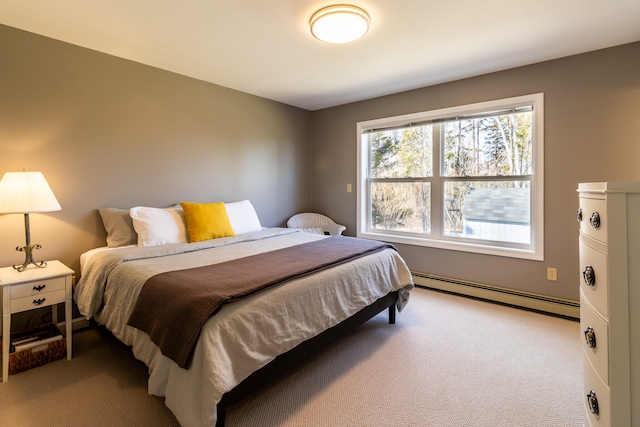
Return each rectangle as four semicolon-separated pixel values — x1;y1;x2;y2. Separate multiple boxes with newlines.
180;202;236;242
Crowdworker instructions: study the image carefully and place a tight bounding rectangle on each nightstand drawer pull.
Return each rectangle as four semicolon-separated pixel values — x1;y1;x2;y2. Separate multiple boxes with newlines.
32;284;46;292
583;265;596;287
577;208;583;222
589;211;601;229
32;298;46;306
586;390;599;415
584;326;597;348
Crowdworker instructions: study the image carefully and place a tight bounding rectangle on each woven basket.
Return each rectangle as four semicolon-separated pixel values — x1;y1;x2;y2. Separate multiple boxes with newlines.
2;323;66;375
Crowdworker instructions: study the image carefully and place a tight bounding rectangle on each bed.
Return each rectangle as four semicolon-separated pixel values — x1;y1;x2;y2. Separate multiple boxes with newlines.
74;202;414;427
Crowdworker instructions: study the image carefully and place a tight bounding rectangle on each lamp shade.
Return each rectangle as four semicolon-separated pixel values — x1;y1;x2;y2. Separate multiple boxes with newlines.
0;171;61;214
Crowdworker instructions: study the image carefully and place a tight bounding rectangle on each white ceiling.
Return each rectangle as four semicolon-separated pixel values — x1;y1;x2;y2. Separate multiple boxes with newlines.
1;1;639;111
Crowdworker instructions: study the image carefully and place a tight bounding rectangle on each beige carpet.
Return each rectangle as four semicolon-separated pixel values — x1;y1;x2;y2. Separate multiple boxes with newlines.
0;288;583;426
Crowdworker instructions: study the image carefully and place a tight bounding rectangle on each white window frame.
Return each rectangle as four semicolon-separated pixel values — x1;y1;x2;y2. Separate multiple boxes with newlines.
356;93;544;261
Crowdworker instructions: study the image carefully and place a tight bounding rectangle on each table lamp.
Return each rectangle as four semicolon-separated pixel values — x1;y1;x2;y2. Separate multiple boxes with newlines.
0;171;61;272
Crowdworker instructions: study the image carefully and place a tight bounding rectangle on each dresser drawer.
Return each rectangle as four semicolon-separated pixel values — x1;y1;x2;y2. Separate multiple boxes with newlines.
583;352;610;427
579;196;607;244
580;289;609;385
579;237;608;319
10;289;65;312
9;276;66;300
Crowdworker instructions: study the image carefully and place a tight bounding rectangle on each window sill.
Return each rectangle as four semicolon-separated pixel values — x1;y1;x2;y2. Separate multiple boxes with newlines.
357;230;543;261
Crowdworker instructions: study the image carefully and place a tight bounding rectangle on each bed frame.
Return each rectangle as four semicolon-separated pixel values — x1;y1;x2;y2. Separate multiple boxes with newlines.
215;290;399;426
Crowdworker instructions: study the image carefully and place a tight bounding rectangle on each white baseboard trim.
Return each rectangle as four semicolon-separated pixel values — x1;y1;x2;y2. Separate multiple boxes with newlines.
57;317;92;331
412;271;579;319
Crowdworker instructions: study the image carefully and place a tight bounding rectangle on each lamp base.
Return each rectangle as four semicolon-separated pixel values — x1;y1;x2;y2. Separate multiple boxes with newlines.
14;243;47;272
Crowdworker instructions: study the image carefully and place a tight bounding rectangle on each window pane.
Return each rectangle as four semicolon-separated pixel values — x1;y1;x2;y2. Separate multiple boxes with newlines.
443;112;532;177
371;181;430;233
444;181;530;244
369;125;432;178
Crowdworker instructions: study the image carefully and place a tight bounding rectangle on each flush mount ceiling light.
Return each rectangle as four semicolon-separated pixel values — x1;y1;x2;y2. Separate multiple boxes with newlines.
310;4;370;44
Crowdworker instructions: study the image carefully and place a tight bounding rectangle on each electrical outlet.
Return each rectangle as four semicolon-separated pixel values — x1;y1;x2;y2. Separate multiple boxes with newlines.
547;267;557;281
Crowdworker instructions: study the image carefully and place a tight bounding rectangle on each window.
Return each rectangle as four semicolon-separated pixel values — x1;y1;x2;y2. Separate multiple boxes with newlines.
357;94;544;260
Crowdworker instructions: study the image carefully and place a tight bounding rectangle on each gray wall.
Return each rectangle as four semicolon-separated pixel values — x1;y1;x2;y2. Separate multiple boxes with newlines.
2;23;639;304
0;25;313;275
311;42;640;302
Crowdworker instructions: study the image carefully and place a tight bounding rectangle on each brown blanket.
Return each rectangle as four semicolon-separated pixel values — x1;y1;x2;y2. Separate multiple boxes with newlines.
127;236;394;368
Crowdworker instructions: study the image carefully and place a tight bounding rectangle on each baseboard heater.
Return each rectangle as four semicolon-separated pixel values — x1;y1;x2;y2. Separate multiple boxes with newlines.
412;271;580;319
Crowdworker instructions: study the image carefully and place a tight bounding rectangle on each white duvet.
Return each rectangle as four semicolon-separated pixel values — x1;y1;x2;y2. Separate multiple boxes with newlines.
75;228;413;427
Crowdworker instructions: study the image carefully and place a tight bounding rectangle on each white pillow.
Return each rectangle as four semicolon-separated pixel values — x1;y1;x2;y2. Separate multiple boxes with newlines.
129;206;188;246
225;200;262;235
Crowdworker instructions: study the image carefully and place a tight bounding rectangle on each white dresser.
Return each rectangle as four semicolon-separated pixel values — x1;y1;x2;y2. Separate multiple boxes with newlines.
577;182;640;427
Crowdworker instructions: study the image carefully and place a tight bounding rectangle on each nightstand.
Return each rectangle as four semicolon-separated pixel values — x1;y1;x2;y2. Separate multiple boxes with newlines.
0;260;74;382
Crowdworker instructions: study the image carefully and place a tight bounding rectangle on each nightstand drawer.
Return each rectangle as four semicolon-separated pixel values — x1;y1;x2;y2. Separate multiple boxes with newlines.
579;237;608;319
10;289;65;312
579;196;607;244
583;352;610;427
580;289;609;385
9;276;65;300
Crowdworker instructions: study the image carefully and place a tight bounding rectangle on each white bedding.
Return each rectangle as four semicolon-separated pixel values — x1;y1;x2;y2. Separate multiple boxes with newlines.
74;228;413;427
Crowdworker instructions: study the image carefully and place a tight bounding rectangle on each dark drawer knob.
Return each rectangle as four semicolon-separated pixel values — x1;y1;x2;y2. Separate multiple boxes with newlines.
583;265;596;287
584;326;597;348
590;212;601;229
33;284;46;292
586;390;599;415
32;298;46;306
577;208;583;222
